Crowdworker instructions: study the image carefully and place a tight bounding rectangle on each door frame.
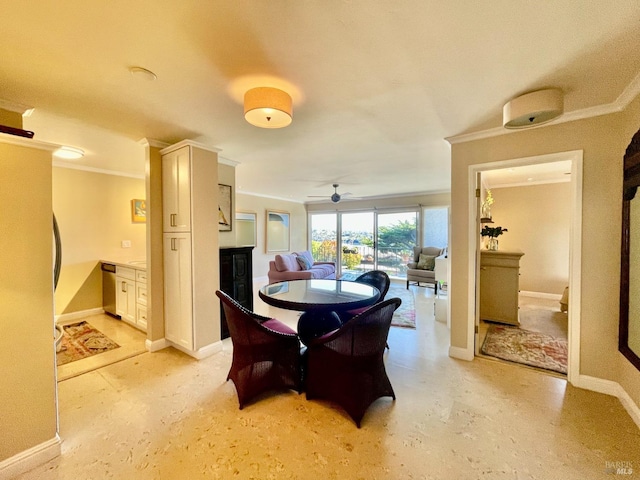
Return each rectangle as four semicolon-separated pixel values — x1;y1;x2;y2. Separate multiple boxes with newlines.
467;150;583;383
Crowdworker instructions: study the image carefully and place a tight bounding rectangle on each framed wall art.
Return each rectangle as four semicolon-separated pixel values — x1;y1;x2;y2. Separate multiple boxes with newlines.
131;199;146;223
266;210;290;253
218;184;232;231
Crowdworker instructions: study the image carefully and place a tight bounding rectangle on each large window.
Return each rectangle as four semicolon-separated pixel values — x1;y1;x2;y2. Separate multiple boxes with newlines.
423;207;448;249
309;209;419;278
310;213;337;263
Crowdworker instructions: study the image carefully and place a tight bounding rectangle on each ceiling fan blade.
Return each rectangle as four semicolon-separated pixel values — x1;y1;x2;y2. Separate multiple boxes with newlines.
307;195;330;198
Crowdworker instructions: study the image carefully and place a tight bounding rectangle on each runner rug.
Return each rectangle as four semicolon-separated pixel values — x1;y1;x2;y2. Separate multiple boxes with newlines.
56;321;120;366
387;283;416;329
481;324;567;374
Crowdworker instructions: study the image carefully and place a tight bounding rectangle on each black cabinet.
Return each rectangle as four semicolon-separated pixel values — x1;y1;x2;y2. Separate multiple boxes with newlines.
219;246;254;339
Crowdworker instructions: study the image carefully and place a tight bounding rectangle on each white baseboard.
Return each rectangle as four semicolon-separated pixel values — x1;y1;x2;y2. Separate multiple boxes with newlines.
253;275;269;285
55;307;105;324
0;435;61;480
449;345;474;361
572;374;640;429
145;338;168;352
519;290;562;301
167;340;223;360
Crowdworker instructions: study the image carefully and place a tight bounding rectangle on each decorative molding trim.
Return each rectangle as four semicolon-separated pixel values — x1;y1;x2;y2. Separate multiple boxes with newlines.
0;434;61;480
166;341;223;360
448;345;474;361
519;291;562;301
145;338;168;352
55;308;105;324
218;156;240;167
138;138;170;149
52;160;144;179
0;98;34;115
160;139;221;155
572;374;640;429
446;74;640;145
0;132;59;151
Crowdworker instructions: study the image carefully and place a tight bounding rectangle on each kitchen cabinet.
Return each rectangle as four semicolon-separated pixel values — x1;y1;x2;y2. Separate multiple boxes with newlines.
163;233;193;349
219;246;254;339
115;265;147;331
479;250;524;326
161;140;220;357
162;145;191;232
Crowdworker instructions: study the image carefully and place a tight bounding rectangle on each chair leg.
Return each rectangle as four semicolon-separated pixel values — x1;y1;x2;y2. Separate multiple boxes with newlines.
406;280;409;289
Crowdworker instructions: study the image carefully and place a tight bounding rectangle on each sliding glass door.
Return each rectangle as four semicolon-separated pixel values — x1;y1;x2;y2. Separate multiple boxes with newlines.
310;209;419;279
340;212;374;276
376;211;418;278
310;213;337;263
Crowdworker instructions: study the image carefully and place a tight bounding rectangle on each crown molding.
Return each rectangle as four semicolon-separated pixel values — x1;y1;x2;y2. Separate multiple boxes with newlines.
138;138;170;149
0;132;59;151
0;99;34;115
160;139;221;155
446;70;640;145
218;156;240;167
52;160;144;179
236;189;305;204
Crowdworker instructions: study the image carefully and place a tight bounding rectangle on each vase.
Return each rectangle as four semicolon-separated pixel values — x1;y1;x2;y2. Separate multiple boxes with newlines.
488;237;499;251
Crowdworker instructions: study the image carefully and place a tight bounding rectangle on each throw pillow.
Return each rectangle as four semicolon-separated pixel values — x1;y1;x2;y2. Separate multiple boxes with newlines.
296;255;313;270
417;254;436;271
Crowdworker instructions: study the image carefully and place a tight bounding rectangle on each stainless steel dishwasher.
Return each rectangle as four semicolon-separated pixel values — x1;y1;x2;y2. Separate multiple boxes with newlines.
101;262;118;317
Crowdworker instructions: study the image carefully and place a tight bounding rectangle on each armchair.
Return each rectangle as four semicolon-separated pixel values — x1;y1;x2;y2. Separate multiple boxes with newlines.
305;297;401;427
406;246;446;291
216;290;302;409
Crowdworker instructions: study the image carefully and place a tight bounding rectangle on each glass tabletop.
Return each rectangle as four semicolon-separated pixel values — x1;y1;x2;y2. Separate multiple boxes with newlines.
259;279;380;312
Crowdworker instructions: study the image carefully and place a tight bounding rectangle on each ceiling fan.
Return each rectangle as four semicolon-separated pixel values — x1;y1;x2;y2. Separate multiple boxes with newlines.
308;184;358;203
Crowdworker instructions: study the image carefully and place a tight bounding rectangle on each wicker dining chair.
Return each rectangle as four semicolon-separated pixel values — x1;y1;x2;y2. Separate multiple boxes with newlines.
305;297;401;427
216;290;302;409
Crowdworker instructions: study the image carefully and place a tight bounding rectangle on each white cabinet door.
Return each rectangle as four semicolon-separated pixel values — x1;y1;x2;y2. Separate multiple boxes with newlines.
162;145;191;232
163;232;193;350
116;276;136;324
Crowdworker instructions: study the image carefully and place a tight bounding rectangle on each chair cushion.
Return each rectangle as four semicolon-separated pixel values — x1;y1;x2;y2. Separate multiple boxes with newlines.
262;318;297;335
296;255;313;270
417;254;436;270
274;254;301;272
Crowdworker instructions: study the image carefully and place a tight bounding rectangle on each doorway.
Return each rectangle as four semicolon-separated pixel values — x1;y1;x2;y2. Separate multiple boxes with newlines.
468;150;583;382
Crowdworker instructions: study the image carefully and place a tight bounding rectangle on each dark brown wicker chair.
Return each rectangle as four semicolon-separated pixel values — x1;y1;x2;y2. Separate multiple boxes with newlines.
305;297;401;427
216;290;302;409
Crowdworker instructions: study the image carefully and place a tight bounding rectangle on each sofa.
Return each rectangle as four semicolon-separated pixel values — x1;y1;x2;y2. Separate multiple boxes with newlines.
267;250;336;283
406;246;446;291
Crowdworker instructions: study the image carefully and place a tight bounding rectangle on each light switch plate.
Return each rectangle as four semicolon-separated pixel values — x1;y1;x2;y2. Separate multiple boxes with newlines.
121;240;131;248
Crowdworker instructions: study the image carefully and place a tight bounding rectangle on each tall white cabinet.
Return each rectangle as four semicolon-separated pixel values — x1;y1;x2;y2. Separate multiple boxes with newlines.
161;141;221;358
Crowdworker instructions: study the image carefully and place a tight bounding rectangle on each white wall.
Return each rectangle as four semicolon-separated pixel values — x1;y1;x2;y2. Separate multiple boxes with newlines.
489;182;570;295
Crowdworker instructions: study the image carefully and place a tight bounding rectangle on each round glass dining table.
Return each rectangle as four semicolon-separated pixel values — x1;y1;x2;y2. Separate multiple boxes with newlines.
259;279;380;345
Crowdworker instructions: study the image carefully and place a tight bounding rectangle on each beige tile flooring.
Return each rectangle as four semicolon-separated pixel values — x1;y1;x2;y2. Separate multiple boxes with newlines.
18;281;640;479
56;313;147;381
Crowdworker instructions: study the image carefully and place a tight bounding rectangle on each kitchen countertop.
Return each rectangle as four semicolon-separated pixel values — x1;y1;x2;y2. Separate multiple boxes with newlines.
101;259;147;270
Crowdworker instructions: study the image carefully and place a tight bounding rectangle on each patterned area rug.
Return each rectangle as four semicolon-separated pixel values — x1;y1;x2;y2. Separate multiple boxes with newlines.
481;324;567;374
56;321;120;366
387;283;416;329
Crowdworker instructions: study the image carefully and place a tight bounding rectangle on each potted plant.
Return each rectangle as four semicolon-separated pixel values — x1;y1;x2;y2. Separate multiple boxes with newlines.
480;225;508;251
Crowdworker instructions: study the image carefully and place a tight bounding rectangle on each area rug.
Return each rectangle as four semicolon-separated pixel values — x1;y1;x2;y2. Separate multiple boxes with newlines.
481;324;567;374
387;283;416;329
56;321;120;366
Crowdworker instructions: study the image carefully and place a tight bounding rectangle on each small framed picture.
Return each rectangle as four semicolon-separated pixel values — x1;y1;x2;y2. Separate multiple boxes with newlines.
218;184;232;231
131;199;146;223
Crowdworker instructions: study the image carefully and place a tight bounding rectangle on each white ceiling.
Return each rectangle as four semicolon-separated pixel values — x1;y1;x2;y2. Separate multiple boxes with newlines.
2;1;640;202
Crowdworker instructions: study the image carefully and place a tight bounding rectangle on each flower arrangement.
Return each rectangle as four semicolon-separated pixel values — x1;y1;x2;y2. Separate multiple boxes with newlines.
480;225;508;238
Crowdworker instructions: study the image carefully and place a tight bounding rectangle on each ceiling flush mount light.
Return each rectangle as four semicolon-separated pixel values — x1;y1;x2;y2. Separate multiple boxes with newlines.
129;66;157;81
53;146;84;160
244;87;292;128
503;88;563;129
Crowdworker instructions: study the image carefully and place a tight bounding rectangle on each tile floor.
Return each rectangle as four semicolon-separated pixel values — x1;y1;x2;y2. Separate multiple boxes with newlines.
56;313;147;381
16;281;640;479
